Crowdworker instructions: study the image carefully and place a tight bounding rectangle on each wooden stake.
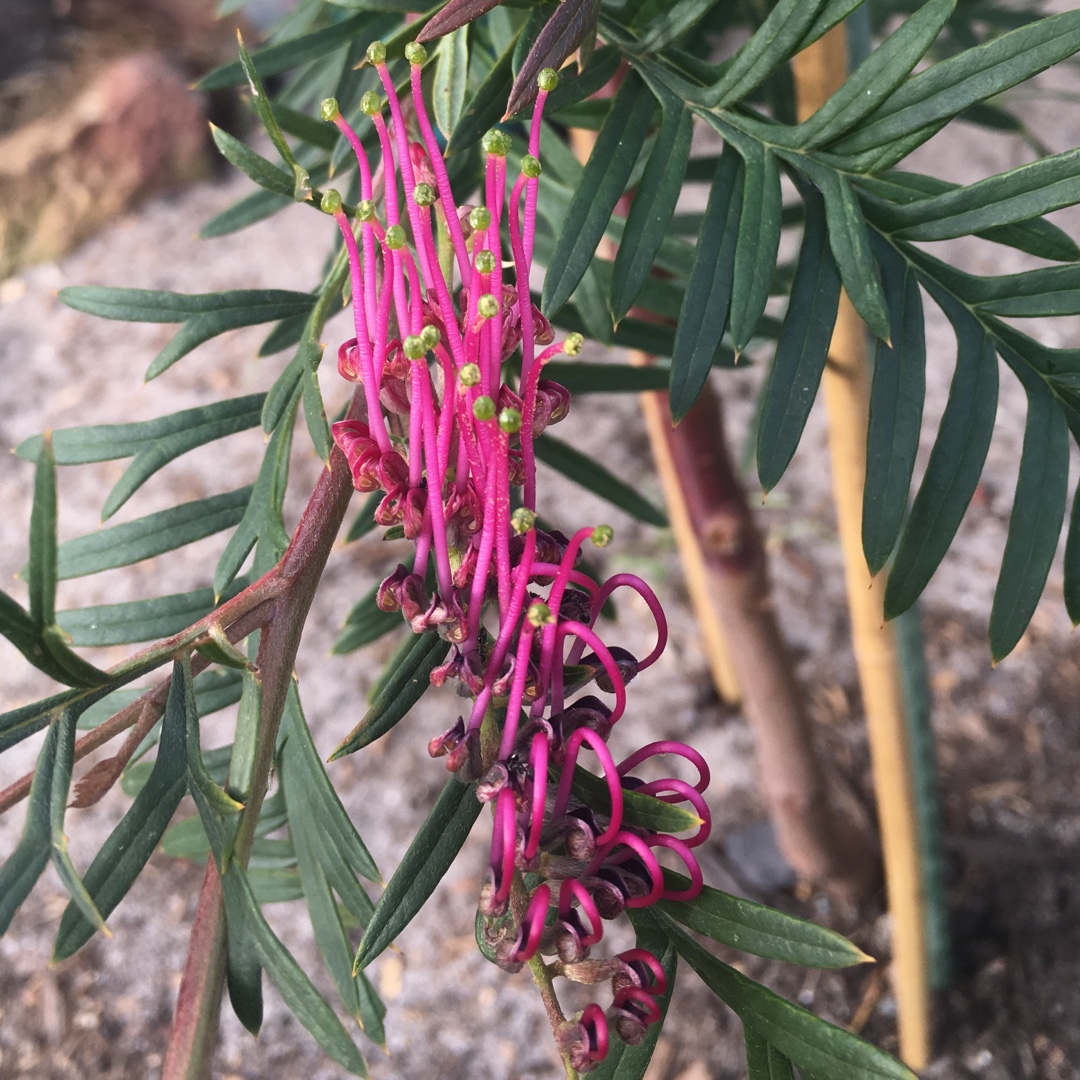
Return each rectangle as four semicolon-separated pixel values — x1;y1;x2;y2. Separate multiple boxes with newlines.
792;26;931;1069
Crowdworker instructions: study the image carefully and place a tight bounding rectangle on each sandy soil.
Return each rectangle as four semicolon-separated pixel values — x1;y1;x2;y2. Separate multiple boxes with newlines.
2;61;1080;1080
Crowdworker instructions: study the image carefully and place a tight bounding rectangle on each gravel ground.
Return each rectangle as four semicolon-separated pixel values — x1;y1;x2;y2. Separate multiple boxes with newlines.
2;63;1080;1080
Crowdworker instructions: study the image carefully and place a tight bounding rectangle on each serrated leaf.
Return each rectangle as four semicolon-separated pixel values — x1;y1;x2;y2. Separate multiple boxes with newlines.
541;71;655;318
50;487;251;579
657;872;870;967
533;433;668;526
829;9;1080;158
885;293;997;619
886;148;1080;243
0;720;61;934
988;377;1069;662
745;1029;795;1080
730;145;783;355
591;909;677;1080
658;912;914;1080
795;0;955;149
353;777;482;970
785;154;890;342
611;89;693;324
569;766;702;834
53;688;187;959
863;238;926;574
330;632;450;759
668;146;741;421
434;27;469;140
332;584;403;654
757;188;841;493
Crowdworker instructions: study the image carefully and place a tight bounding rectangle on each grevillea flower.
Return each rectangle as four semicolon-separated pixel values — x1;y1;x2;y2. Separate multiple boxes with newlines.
323;44;711;1071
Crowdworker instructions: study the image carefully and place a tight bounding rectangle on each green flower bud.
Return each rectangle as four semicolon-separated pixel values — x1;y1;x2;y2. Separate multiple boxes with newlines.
481;129;512;157
404;41;427;65
469;206;492;232
526;600;554;627
498;407;522;434
538;68;559;93
473;395;496;421
591;524;614;548
361;90;381;116
413;182;437;207
459;363;482;388
366;41;387;65
357;199;377;222
475;249;497;275
403;334;425;360
520;154;541;179
385;224;407;250
477;293;499;319
420;324;440;351
320;97;340;123
511;507;537;534
320;189;343;215
563;332;584;357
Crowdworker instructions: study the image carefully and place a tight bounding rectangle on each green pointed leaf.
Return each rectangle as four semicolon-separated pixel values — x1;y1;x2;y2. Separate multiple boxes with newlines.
884;294;997;619
302;362;333;464
0;589;38;658
28;435;58;631
591;909;677;1080
657;873;870;968
433;27;469;140
353;777;482;970
53;687;188;960
785;155;890;342
757;188;841;493
795;0;955;149
610;90;692;324
669;146;741;421
330;632;450;759
541;71;655;319
332;585;403;654
540;361;671;394
212;124;296;196
637;0;715;51
887;148;1080;243
791;0;866;55
569;766;702;834
829;9;1080;157
988;378;1069;662
197;11;377;90
863;239;926;574
730;146;783;355
703;0;827;109
658;912;915;1080
745;1029;795;1080
57;579;250;647
533;433;668;526
0;684;114;754
1065;481;1080;625
446;27;519;153
0;720;61;934
50;487;252;579
59;286;314;325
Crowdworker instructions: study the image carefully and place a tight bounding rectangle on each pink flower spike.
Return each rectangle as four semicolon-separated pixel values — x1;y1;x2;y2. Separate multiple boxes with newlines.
509;883;551;964
557;620;627;726
523;730;549;860
331;113;373;200
558;879;603;948
490;786;518;907
518;564;600;599
592;832;664;908
552;727;623;846
617;741;711;794
651;835;703;902
635;778;711;848
497;622;537;761
490;528;536;673
617;949;668;998
535;526;595;700
593;574;668;670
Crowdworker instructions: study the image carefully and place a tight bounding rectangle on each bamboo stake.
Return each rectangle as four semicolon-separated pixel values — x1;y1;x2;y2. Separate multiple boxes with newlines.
791;26;931;1069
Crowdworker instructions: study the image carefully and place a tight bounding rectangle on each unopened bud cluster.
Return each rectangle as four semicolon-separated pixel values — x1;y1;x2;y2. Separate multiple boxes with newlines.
324;46;710;1071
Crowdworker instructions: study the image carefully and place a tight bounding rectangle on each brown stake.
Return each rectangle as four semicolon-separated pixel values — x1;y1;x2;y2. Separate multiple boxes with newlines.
792;25;931;1069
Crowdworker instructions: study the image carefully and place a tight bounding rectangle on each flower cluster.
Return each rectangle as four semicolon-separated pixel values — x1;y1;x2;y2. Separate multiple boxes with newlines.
323;42;711;1071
